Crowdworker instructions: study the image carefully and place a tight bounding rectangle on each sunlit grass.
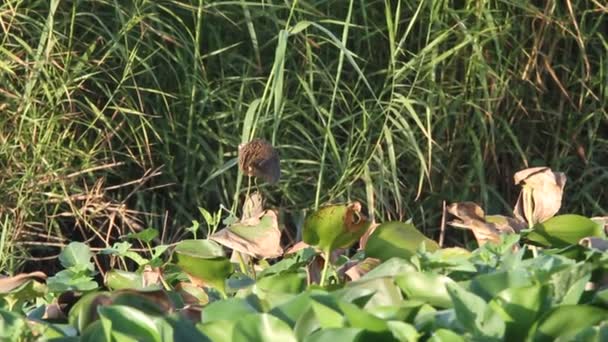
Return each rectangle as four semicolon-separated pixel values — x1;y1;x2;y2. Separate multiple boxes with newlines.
0;0;606;271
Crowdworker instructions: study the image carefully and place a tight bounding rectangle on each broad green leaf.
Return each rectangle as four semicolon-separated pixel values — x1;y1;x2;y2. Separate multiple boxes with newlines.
155;313;210;342
526;215;604;248
124;228;159;244
386;321;419;341
395;272;454;308
310;295;344;328
202;297;260;323
341;277;404;308
47;269;98;293
59;242;95;272
358;258;416;281
174;239;234;294
303;328;365;342
105;270;143;290
197;320;236;342
365;221;439;261
446;282;505;339
488;284;548;341
68;292;111;332
338;301;387;332
550;263;592;305
232;313;297;342
414;307;461;334
98;305;161;342
428;328;466;342
367;301;425;322
470;270;532;300
270;291;318;327
0;308;26;340
303;203;370;254
531;305;608;342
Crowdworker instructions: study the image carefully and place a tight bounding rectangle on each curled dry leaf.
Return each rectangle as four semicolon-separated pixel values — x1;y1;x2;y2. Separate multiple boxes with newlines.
142;265;162;288
342;258;381;281
513;167;566;225
447;202;517;245
358;222;380;250
579;237;608;251
210;210;283;259
0;271;47;293
242;191;264;220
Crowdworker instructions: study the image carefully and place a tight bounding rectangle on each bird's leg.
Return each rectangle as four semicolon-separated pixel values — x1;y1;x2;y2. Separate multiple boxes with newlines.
245;174;252;202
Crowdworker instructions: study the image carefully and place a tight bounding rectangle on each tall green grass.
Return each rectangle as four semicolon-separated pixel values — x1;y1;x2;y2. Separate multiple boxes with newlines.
1;0;606;271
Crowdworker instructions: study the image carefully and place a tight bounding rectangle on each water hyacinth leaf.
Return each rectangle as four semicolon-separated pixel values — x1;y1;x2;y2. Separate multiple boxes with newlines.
303;202;370;253
110;289;175;316
395;272;454;308
337;301;388;332
446;282;505;339
364;221;439;261
104;270;143;290
531;305;608;342
98;305;162;342
197;320;236;342
210;210;282;259
47;269;98;293
428;329;466;342
123;228;159;244
386;321;419;342
513;167;566;225
488;284;548;341
232;313;297;342
470;270;533;300
0;309;27;341
256;271;307;295
525;214;605;248
59;242;95;272
202;297;260;323
303;328;365;342
173;239;234;295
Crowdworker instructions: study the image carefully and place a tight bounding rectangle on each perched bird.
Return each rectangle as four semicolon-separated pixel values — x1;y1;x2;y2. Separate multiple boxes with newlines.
238;138;280;184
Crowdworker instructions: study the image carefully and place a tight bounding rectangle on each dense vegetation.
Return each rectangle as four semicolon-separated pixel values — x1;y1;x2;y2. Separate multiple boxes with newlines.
0;0;607;340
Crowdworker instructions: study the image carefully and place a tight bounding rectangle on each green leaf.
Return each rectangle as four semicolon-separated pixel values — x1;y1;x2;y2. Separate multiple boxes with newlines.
470;270;533;300
427;329;466;342
0;308;26;340
446;282;505;339
174;239;234;294
303;203;370;254
526;215;605;248
105;270;143;290
59;242;94;272
98;305;162;342
47;269;98;292
124;228;159;244
386;321;419;342
488;284;548;341
337;301;387;332
197;320;236;342
303;328;365;342
202;297;260;323
232;313;297;342
531;305;608;342
395;272;454;308
365;221;439;261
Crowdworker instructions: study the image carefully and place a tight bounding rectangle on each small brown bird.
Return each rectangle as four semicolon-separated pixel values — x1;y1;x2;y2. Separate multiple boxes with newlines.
238;138;280;184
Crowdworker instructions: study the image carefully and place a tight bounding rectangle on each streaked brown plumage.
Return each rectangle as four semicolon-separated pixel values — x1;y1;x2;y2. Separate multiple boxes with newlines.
238;138;280;184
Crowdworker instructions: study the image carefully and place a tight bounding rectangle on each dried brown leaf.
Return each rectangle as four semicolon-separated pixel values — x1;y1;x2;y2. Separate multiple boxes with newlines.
513;167;566;224
210;210;282;259
342;258;381;281
447;202;515;245
358;222;380;250
0;271;47;293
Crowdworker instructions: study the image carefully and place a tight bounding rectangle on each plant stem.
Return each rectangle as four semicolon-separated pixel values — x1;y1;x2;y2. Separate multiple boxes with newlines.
320;250;331;287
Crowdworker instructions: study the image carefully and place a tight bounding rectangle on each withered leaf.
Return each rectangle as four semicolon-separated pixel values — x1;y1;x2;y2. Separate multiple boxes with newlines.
0;271;47;293
447;202;516;245
513;167;566;224
210;210;283;259
342;258;381;281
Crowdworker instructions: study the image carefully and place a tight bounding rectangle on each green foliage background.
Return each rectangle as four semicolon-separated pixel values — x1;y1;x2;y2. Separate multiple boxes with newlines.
0;0;606;271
